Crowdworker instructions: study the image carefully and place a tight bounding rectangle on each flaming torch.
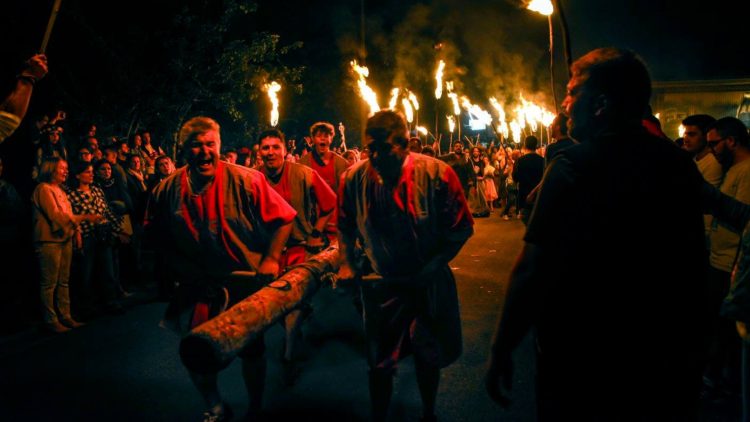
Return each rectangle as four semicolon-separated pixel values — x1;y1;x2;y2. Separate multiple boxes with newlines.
264;81;281;127
447;81;461;144
447;115;456;142
402;98;414;124
407;90;420;111
407;89;420;127
434;60;446;100
434;60;446;150
490;97;506;143
388;88;400;110
510;120;522;144
350;60;381;116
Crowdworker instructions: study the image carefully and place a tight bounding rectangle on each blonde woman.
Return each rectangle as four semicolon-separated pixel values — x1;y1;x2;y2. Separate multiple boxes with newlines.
32;157;101;333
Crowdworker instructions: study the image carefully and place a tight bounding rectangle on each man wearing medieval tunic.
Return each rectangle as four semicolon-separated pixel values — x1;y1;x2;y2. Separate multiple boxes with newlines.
337;110;474;422
258;128;337;383
146;116;296;422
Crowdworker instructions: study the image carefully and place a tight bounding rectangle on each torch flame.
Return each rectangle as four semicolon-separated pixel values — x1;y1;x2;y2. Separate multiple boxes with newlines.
460;96;493;129
434;60;446;99
510;120;522;144
388;88;400;110
678;124;685;138
406;90;420;110
402;98;414;123
416;126;428;135
489;97;506;124
447;115;456;133
527;0;553;16
498;121;510;140
264;81;282;127
350;60;381;116
448;92;460;116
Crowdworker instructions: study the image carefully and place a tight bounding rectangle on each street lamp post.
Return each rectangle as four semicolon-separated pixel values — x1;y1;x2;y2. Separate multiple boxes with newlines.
527;0;558;114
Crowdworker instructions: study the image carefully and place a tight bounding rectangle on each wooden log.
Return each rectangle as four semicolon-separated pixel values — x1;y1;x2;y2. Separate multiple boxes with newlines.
179;244;341;372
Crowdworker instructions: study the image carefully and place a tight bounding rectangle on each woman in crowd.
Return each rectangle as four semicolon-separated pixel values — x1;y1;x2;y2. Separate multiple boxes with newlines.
93;158;133;297
67;161;125;319
483;155;498;212
32;157;101;333
146;155;175;192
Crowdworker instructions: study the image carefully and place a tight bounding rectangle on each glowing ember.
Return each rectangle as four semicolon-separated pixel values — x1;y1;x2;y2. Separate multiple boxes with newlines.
434;60;446;99
527;0;553;16
350;60;381;116
264;81;281;127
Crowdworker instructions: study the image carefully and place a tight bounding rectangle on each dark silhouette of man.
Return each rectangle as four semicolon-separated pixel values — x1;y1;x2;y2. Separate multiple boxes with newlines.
486;48;711;420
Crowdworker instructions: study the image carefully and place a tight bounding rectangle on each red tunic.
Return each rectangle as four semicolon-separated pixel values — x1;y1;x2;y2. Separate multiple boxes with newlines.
338;153;473;369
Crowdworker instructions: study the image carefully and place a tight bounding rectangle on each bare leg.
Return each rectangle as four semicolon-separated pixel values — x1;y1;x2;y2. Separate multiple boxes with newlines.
369;368;394;422
414;355;440;421
187;369;224;412
242;356;266;418
283;309;302;361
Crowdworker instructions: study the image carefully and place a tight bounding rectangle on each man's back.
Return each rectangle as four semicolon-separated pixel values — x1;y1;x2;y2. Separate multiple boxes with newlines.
525;129;709;415
512;152;544;210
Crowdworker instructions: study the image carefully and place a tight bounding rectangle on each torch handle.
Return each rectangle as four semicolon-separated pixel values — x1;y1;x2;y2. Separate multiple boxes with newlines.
40;0;63;54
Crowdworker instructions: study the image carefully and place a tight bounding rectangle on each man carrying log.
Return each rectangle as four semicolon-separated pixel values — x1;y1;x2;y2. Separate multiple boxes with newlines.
336;110;474;422
258;128;337;383
146;116;295;422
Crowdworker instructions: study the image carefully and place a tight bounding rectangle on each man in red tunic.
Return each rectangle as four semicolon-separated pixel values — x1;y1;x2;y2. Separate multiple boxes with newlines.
147;117;296;422
258;128;337;382
337;110;474;422
299;121;348;242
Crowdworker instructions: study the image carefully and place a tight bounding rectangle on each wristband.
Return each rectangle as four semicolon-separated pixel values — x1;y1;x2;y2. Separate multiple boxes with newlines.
16;74;37;86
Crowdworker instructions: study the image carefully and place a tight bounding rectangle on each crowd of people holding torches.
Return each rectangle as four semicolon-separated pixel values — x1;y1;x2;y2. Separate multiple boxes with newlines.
2;48;750;421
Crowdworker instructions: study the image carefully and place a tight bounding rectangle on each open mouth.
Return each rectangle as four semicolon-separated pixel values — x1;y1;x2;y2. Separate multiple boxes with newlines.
196;158;214;171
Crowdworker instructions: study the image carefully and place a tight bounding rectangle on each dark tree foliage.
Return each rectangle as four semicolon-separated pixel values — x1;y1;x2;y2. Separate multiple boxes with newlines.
13;0;303;153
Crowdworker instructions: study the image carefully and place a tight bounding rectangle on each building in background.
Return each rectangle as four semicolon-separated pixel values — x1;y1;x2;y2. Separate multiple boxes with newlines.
652;79;750;139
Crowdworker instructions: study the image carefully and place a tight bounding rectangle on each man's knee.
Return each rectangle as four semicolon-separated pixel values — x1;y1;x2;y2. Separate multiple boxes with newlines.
237;336;265;360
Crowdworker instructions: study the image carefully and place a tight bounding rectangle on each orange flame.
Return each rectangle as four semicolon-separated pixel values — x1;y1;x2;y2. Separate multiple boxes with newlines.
388;88;400;110
434;60;446;99
264;81;282;127
350;60;380;116
406;90;420;110
402;98;414;123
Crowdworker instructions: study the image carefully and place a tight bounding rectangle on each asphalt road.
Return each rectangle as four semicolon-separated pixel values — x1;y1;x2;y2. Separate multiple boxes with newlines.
2;215;531;421
2;211;743;421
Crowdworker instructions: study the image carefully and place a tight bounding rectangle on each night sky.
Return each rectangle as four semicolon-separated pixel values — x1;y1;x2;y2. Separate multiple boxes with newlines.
1;0;747;142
